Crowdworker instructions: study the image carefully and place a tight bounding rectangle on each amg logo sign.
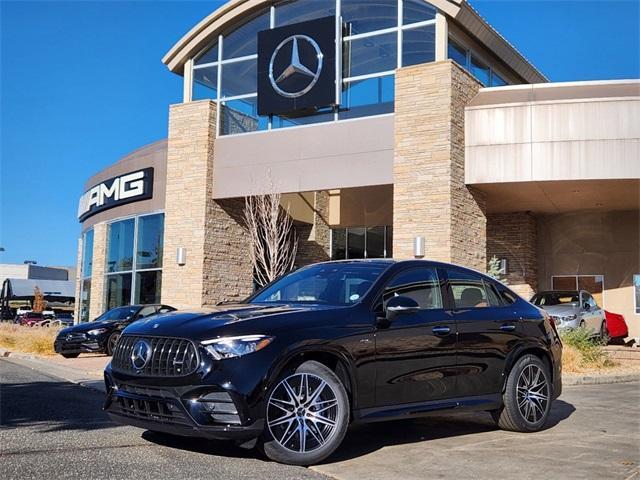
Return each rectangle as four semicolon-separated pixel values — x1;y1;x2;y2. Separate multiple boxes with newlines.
78;168;153;221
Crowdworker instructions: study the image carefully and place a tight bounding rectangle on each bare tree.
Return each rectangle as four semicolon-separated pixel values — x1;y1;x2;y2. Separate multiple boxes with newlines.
244;191;298;288
33;286;45;313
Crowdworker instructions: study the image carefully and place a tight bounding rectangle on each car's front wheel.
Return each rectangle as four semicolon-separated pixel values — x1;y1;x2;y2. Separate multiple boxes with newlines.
106;332;120;356
261;360;349;466
493;354;552;433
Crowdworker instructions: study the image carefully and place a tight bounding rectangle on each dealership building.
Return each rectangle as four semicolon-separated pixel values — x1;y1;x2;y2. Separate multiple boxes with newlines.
74;0;640;338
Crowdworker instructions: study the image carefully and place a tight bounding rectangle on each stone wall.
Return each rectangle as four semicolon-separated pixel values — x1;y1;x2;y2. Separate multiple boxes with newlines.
161;100;253;309
295;191;331;267
487;212;538;298
393;60;485;270
88;222;107;320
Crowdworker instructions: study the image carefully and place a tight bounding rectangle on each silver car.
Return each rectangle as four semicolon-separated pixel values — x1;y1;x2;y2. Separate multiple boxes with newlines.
530;290;607;338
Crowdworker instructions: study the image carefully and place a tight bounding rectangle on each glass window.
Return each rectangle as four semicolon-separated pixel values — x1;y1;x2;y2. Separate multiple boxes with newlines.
193;66;218;100
347;227;366;259
402;23;435;67
447;269;489;309
96;305;138;321
275;0;335;27
385;226;393;258
220;96;268;135
136;214;164;270
470;54;490;87
339;75;394;120
272;108;335;129
366;226;385;258
403;0;436;25
220;59;257;98
484;281;502;307
342;0;397;36
80;278;91;322
448;39;468;69
491;71;507;87
251;262;388;306
384;267;442;309
107;219;134;273
105;273;132;310
634;274;640;314
344;32;397;78
135;271;162;305
498;285;517;305
195;42;218;65
331;228;347;260
82;229;94;278
222;11;269;59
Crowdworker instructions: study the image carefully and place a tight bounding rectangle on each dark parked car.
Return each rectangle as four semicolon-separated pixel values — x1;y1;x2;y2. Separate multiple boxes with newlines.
54;304;175;358
104;260;562;465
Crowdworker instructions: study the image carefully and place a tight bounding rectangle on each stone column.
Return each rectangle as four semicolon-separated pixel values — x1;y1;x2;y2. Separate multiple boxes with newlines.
393;60;486;271
487;212;538;298
88;222;107;320
295;191;331;267
73;237;83;323
161;100;253;309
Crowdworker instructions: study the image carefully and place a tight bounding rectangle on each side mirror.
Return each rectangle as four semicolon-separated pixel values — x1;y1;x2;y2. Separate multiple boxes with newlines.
386;296;420;321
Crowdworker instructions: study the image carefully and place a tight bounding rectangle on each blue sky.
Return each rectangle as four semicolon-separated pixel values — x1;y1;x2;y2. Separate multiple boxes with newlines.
1;0;638;266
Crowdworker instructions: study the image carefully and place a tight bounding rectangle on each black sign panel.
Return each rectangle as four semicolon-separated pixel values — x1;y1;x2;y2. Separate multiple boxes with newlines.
78;167;154;222
257;16;336;116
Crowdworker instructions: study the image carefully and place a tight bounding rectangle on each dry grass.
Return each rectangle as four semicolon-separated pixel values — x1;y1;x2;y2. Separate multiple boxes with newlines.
560;328;620;374
0;322;60;356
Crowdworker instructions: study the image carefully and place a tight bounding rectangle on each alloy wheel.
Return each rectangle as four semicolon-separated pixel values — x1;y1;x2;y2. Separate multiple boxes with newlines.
516;364;549;424
267;372;340;453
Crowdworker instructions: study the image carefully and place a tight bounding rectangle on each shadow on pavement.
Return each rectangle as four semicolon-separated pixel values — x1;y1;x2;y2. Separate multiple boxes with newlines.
141;430;263;460
1;380;118;433
322;400;576;464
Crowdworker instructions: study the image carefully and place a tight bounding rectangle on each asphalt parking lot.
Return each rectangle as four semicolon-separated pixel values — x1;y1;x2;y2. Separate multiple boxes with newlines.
1;357;638;480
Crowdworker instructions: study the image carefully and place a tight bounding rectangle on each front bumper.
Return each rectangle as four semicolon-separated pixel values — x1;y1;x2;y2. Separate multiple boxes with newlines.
54;337;102;354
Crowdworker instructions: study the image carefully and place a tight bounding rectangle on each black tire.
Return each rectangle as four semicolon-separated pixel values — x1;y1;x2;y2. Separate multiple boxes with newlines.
599;321;609;344
61;353;80;359
106;332;121;356
260;360;349;466
493;354;552;433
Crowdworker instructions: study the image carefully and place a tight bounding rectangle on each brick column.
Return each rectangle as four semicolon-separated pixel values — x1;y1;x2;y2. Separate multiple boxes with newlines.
88;222;107;320
73;237;83;322
295;191;331;267
161;100;253;309
393;60;486;271
487;212;538;298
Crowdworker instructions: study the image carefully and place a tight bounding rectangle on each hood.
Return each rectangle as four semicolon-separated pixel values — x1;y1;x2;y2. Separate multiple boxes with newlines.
538;304;579;317
123;303;345;340
59;320;118;335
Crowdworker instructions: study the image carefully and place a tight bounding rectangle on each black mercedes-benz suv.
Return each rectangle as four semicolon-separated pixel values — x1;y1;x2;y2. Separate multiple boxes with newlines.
104;260;562;465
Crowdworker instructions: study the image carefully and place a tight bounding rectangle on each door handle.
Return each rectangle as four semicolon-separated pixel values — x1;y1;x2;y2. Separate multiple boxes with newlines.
432;326;451;336
500;324;516;332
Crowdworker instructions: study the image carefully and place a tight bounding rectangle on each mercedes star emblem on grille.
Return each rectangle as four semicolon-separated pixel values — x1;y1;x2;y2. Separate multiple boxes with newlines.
269;35;323;98
130;339;152;370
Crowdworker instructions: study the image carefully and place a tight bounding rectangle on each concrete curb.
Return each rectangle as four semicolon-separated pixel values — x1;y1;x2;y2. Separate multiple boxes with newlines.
563;373;640;385
0;348;106;393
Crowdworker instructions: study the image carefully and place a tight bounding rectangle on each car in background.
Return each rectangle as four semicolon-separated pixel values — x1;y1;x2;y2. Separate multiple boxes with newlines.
604;310;629;341
42;308;56;319
54;304;175;358
50;313;74;328
20;312;44;327
14;306;32;323
531;290;606;338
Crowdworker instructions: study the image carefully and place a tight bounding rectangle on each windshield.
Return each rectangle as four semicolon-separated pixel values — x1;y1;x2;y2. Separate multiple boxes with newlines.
531;292;579;306
250;263;389;306
95;306;138;322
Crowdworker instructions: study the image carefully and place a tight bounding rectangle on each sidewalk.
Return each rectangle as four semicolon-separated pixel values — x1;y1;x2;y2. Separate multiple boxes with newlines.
0;349;108;392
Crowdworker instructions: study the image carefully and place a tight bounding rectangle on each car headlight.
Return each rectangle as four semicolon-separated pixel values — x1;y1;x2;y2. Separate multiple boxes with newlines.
87;328;108;336
201;335;273;360
561;315;577;322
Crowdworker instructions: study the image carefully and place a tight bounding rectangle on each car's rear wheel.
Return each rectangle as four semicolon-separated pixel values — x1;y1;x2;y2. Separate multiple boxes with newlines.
106;332;120;356
61;353;79;359
599;321;609;343
260;360;349;466
493;354;551;433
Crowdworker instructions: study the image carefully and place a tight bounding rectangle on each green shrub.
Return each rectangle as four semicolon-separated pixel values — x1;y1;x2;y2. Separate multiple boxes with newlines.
560;327;615;369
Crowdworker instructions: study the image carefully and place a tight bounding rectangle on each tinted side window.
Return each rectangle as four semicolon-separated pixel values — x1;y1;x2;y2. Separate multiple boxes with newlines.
484;281;502;307
446;269;489;309
499;287;517;305
137;306;157;318
383;267;442;310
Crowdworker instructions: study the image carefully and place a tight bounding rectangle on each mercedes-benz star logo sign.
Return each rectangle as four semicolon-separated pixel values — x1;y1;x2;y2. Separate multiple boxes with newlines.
269;35;323;98
131;339;152;370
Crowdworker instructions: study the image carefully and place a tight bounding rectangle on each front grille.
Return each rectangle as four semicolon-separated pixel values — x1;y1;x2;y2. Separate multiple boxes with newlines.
63;332;87;342
112;336;199;377
113;394;190;426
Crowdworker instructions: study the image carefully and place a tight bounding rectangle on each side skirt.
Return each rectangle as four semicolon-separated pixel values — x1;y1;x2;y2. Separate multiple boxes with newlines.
353;394;502;424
